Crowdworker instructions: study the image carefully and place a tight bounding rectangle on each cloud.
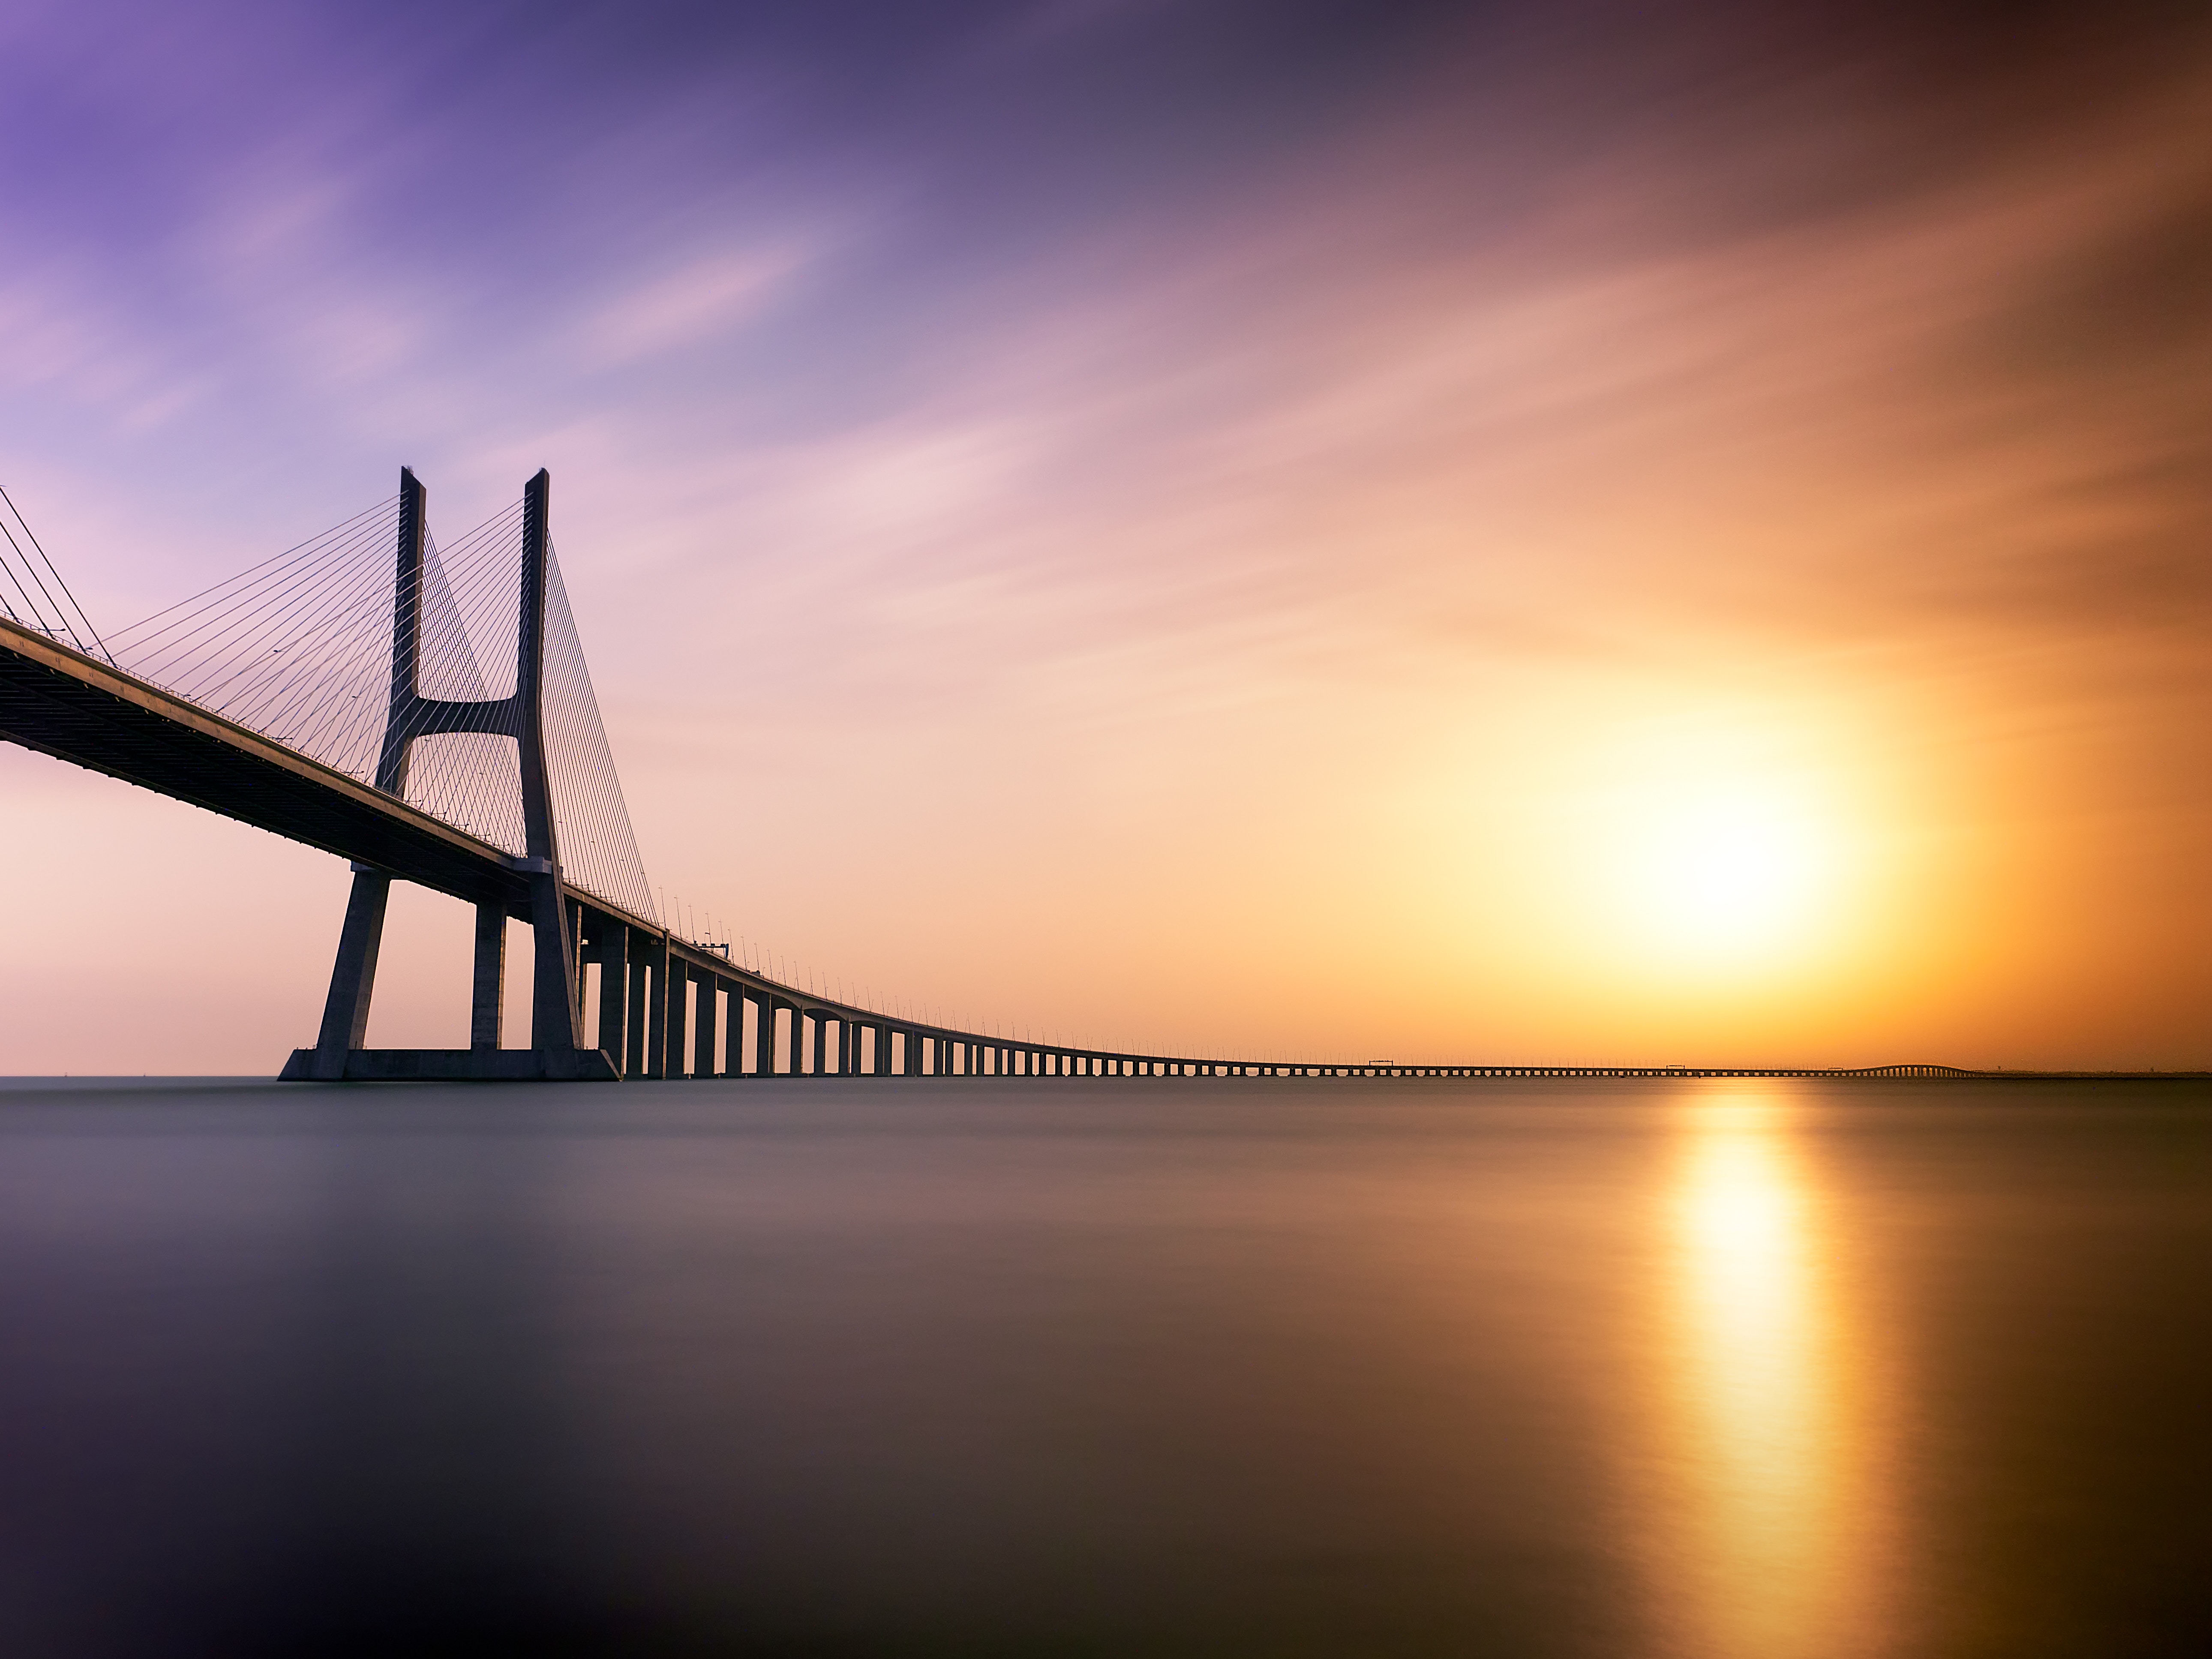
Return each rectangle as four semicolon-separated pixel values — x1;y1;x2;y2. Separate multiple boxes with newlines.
585;243;812;364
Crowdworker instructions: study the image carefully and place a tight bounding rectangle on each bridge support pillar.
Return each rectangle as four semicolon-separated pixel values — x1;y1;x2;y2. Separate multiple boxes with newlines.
645;934;669;1078
598;925;628;1074
527;872;582;1051
311;868;390;1078
471;902;505;1050
666;962;690;1079
694;976;719;1079
626;929;651;1077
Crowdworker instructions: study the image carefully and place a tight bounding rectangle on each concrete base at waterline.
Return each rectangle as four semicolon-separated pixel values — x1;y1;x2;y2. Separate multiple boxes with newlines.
279;1047;621;1082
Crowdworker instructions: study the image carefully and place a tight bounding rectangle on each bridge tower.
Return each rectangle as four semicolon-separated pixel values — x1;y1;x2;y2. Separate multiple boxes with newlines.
303;466;592;1079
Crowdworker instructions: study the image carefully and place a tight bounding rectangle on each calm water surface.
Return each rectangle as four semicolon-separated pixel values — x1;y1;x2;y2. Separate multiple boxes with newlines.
0;1077;2206;1656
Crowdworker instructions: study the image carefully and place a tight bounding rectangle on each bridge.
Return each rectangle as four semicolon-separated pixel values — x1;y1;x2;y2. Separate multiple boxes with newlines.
0;468;2014;1083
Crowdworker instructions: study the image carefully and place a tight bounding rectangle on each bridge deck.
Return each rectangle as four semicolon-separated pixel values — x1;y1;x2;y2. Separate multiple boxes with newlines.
0;617;540;915
9;617;2142;1083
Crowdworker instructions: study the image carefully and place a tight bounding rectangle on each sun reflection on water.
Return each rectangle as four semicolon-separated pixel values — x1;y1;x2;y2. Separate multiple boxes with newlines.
1653;1087;1896;1659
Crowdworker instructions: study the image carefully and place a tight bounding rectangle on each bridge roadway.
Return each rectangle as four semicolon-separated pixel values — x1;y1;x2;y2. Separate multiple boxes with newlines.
0;612;2071;1083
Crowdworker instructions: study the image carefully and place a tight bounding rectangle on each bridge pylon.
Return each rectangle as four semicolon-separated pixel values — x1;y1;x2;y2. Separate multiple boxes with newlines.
289;467;609;1081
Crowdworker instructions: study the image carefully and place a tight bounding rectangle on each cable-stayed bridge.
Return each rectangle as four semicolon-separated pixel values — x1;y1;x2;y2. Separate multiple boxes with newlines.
1;468;1989;1082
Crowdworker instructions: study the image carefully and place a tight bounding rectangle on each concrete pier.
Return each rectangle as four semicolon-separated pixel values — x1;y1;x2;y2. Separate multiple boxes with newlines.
470;903;505;1051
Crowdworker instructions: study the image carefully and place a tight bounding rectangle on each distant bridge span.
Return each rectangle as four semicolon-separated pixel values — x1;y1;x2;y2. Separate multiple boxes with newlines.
0;469;2104;1083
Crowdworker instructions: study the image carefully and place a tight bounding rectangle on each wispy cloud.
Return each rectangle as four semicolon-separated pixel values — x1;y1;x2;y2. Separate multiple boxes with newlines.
586;242;814;364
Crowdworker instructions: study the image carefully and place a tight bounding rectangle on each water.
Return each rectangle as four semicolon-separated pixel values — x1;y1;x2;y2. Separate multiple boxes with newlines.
0;1077;2206;1657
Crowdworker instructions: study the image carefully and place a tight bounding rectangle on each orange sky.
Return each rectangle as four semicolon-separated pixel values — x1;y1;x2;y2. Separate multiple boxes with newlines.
2;2;2208;1070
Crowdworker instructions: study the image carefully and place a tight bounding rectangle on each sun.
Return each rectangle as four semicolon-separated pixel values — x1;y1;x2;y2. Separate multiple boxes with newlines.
1612;780;1837;966
1456;704;1873;990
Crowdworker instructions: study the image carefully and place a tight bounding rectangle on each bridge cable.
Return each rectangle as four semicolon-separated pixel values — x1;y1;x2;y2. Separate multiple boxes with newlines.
0;484;111;662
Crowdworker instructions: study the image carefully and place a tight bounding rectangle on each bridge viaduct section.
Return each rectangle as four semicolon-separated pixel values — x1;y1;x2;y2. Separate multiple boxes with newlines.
0;468;2037;1083
7;597;1988;1081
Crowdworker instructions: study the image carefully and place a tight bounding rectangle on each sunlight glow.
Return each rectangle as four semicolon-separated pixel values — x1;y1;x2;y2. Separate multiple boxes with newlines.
1651;1089;1896;1659
1623;783;1833;957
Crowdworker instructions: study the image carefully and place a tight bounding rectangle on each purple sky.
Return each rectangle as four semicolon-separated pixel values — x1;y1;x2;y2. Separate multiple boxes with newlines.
4;1;2210;1069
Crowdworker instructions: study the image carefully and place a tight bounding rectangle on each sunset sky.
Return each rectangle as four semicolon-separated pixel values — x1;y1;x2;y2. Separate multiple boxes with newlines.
2;0;2208;1071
